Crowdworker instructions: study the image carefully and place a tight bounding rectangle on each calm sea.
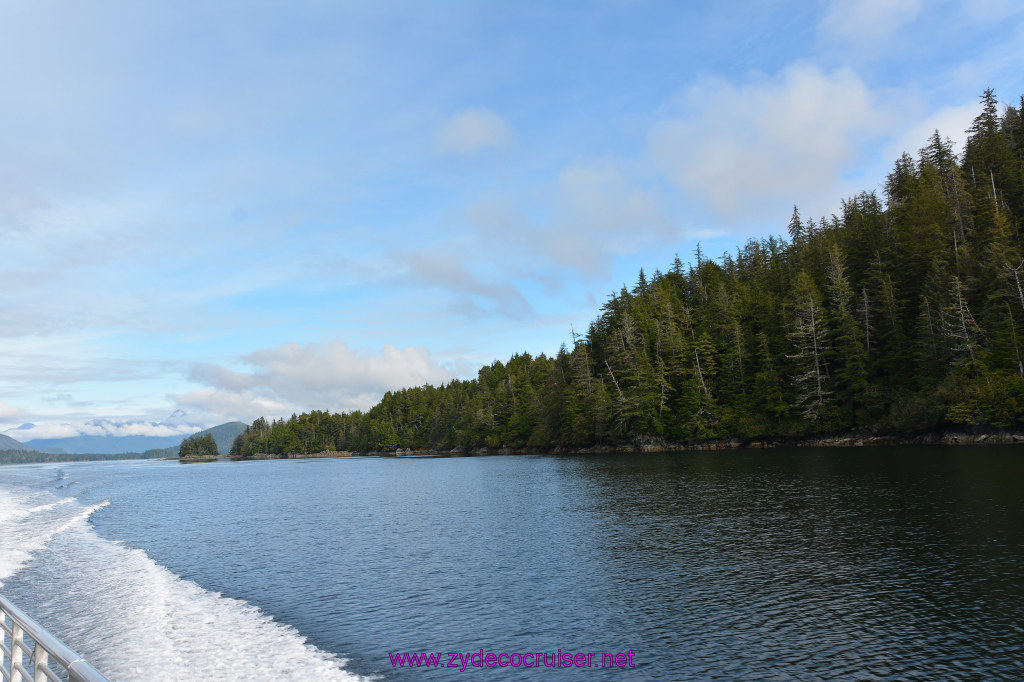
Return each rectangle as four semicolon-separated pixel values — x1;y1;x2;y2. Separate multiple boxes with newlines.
1;448;1022;680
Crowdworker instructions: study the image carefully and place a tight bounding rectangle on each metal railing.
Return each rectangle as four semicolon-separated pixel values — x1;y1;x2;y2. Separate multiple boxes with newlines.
0;595;109;682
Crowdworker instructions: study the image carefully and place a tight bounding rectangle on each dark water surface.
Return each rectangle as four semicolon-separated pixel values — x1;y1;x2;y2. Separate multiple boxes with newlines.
2;447;1023;680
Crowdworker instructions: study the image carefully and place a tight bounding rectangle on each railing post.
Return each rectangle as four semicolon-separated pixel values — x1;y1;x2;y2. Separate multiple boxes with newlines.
32;643;49;682
0;595;110;682
11;622;24;682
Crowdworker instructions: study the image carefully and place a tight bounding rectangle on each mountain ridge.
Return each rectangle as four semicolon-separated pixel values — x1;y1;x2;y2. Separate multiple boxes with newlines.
1;422;247;463
0;433;36;451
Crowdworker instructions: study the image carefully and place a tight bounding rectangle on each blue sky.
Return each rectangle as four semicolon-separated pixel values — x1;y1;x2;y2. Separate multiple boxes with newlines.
2;0;1023;440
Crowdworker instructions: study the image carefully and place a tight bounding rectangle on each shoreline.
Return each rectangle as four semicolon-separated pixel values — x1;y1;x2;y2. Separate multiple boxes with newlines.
210;428;1024;461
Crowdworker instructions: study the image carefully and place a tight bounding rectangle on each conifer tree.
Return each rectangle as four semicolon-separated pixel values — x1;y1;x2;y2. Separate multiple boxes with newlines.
788;271;832;424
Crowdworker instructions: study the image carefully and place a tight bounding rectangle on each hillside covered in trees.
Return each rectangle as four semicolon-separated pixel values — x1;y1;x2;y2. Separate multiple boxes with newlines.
231;89;1024;456
178;432;219;458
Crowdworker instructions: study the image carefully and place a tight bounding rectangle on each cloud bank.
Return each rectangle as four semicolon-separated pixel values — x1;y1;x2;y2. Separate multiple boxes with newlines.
0;401;27;423
648;65;894;218
176;341;454;421
4;418;201;442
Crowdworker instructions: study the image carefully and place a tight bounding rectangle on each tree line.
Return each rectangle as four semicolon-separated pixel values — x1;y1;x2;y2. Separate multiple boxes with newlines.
0;449;166;464
231;89;1024;456
178;433;219;457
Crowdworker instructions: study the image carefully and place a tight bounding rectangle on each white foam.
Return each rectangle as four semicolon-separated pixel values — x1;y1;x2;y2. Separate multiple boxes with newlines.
0;497;75;524
28;527;369;681
0;483;370;681
0;488;93;585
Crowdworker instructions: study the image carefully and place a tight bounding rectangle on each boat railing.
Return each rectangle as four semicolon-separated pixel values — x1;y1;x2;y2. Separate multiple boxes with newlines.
0;594;109;682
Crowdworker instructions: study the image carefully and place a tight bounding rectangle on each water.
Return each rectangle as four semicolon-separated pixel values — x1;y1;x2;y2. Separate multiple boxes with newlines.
1;448;1023;680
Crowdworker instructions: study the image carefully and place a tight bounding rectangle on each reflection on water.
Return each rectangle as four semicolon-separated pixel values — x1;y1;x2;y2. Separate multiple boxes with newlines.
1;447;1022;680
561;448;1024;679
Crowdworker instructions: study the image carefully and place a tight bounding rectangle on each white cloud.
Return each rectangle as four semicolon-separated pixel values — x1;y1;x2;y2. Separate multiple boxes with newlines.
4;423;80;441
460;161;673;279
172;388;295;424
819;0;926;46
0;401;27;424
4;419;200;442
547;163;672;274
406;250;536;319
556;165;666;238
437;108;513;156
85;419;200;437
648;65;894;219
177;341;454;419
885;100;978;162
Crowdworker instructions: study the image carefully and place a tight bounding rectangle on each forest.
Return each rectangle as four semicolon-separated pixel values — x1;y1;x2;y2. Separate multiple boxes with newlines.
178;433;219;458
230;89;1024;456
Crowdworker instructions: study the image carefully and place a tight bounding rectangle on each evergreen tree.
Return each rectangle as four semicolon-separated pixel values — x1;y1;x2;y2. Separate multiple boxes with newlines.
179;433;218;457
788;271;832;424
225;89;1024;455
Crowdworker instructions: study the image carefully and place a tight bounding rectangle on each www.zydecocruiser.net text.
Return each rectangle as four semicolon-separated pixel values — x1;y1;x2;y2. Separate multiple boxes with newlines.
389;649;637;670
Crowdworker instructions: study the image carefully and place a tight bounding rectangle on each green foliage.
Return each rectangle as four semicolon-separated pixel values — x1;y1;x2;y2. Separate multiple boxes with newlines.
229;89;1024;456
0;450;167;464
178;433;218;457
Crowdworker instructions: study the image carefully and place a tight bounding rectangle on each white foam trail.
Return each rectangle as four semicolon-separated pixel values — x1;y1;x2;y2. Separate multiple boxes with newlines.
49;499;109;537
25;527;369;681
0;483;370;681
0;488;97;585
29;498;75;512
0;497;74;524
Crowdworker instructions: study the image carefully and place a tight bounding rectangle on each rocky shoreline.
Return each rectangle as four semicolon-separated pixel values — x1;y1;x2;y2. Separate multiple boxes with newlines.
202;428;1024;461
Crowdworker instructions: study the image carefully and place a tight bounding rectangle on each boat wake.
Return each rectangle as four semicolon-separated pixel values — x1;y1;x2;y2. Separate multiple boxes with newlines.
0;484;369;681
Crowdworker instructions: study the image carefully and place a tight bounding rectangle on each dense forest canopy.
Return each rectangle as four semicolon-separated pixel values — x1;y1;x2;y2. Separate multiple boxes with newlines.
231;89;1024;456
178;433;219;457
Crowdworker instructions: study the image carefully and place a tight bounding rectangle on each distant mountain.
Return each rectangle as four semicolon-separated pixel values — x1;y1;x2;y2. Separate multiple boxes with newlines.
146;422;249;458
200;421;248;454
24;433;194;455
7;416;210;455
5;421;248;459
0;433;36;451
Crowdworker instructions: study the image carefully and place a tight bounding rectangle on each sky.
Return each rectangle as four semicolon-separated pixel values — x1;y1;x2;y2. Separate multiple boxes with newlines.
2;0;1024;441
